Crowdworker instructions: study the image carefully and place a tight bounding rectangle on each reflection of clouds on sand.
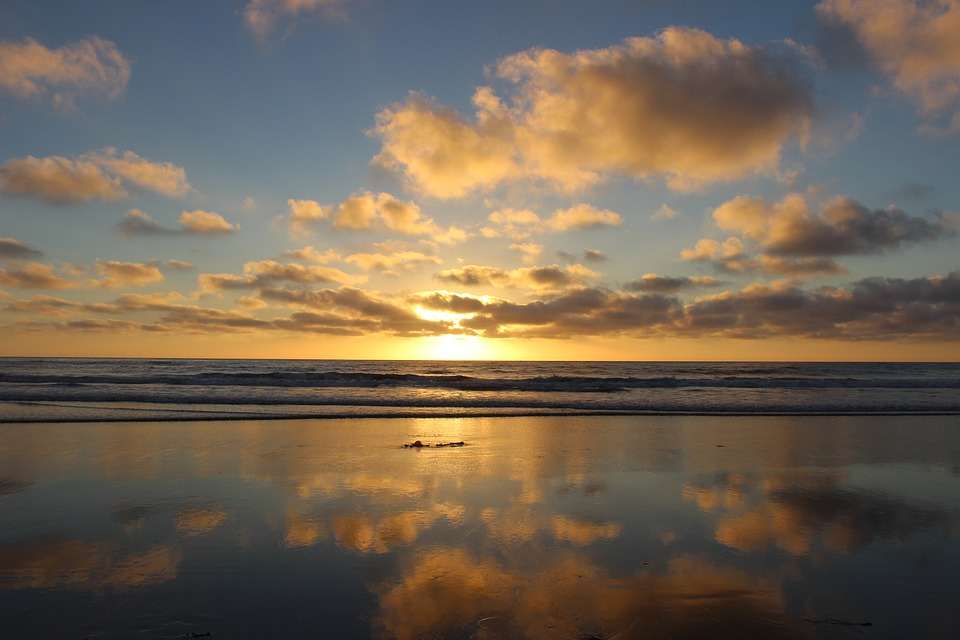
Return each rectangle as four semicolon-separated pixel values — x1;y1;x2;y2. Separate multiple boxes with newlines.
0;478;32;497
176;504;228;537
373;548;800;640
0;538;181;591
283;502;465;552
479;506;622;546
686;471;952;555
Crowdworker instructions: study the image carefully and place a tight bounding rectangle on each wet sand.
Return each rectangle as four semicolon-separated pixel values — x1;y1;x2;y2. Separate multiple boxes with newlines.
1;415;959;639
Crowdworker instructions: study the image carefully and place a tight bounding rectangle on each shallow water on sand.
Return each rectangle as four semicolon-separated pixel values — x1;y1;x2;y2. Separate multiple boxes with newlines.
1;415;959;639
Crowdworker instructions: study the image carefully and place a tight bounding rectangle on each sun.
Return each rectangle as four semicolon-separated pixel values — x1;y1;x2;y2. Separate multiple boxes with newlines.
410;306;498;360
416;333;494;360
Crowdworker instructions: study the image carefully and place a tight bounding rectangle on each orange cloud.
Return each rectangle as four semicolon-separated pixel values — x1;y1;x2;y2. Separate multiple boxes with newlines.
117;209;239;236
0;36;130;109
286;191;468;242
0;262;87;289
818;0;960;132
0;149;190;204
373;28;814;197
485;204;622;239
435;263;600;291
93;260;164;288
345;250;442;274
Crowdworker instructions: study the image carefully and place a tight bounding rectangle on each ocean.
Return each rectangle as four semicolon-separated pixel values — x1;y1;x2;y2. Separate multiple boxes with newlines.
2;358;958;422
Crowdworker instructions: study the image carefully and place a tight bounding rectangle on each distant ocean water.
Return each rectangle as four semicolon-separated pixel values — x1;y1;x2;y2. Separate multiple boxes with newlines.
1;358;958;422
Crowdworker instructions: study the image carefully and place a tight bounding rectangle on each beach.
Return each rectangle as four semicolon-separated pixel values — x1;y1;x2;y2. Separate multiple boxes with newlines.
2;414;959;639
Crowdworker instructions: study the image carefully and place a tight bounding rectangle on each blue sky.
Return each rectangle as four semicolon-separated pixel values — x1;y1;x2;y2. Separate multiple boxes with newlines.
2;0;959;360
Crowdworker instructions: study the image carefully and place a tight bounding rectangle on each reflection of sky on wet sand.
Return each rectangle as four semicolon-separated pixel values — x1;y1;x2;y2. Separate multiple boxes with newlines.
1;416;959;638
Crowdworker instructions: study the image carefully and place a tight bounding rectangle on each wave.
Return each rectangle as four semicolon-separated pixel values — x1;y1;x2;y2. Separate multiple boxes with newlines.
2;371;958;392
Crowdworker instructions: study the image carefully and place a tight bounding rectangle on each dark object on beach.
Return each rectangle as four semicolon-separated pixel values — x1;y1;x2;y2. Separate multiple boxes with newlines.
403;440;465;448
803;617;873;626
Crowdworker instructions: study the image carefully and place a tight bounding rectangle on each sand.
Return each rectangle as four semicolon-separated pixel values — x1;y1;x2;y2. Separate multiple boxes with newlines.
1;414;959;639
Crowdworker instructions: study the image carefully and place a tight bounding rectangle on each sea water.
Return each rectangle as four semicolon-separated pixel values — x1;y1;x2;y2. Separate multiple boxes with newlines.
1;358;959;422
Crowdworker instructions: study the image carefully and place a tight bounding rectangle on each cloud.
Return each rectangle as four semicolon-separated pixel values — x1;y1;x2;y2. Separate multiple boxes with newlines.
510;242;544;264
0;262;85;289
817;0;960;133
0;155;124;204
0;237;42;260
486;204;622;239
287;199;332;234
166;260;194;272
435;263;600;291
199;259;365;293
373;28;814;197
712;193;953;256
652;203;681;221
243;0;347;42
624;274;721;293
281;246;341;263
117;209;239;237
93;260;165;288
286;192;466;243
1;149;191;204
0;36;130;109
345;250;442;274
179;210;240;235
9;270;960;342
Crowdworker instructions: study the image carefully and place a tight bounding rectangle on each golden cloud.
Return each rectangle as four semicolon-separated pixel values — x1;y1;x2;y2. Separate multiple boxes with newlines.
818;0;960;132
0;262;86;290
94;260;164;288
0;149;191;204
286;192;467;243
373;28;814;197
0;36;130;109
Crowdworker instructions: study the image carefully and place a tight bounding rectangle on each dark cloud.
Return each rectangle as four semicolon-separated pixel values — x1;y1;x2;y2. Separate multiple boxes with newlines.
766;198;952;257
624;274;721;293
0;237;42;260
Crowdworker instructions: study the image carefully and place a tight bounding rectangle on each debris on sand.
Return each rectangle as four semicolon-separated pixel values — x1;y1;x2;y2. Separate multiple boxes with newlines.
403;440;465;448
803;617;872;626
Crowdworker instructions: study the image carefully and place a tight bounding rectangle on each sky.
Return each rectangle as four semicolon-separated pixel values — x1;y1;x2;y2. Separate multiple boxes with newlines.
1;0;959;361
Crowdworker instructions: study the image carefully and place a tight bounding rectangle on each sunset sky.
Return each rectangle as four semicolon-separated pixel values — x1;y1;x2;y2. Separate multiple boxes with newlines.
2;0;959;360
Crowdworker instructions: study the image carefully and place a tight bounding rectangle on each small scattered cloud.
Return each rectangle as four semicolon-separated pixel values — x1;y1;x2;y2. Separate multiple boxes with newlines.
817;0;960;133
94;260;164;288
486;204;622;239
285;192;466;243
624;274;721;293
281;246;341;264
1;149;191;205
199;259;365;293
373;28;814;197
0;238;42;260
117;209;239;237
243;0;348;43
651;203;681;221
166;260;194;272
435;263;600;291
0;262;85;289
510;242;544;264
345;250;442;274
0;36;130;110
